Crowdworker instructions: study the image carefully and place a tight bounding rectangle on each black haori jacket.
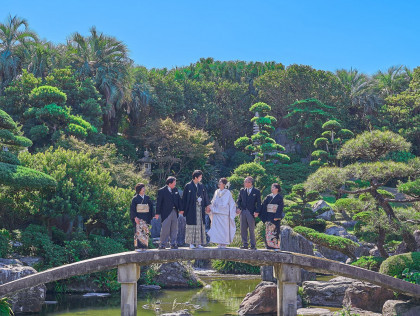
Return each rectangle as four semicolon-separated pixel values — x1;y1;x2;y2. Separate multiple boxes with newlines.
182;180;210;225
130;194;154;225
156;185;182;222
259;193;284;224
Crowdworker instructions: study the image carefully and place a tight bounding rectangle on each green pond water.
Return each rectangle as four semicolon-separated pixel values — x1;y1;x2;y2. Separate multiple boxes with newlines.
40;274;261;315
40;273;340;315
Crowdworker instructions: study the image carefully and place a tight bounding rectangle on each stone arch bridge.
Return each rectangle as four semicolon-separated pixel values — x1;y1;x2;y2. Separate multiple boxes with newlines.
1;248;419;316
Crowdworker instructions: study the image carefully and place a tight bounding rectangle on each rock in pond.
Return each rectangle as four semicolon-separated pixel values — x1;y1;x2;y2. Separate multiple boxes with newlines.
145;262;202;288
382;299;420;316
0;259;46;313
302;276;354;307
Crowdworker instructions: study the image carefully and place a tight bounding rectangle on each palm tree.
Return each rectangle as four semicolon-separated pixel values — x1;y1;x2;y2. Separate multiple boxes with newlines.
24;41;66;79
335;68;381;128
0;15;38;92
68;27;132;134
373;65;411;98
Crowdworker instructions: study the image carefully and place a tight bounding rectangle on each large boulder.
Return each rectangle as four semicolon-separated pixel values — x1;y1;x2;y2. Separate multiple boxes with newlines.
238;281;302;315
382;299;420;316
0;259;46;313
317;245;349;262
147;262;202;288
342;281;394;312
280;226;316;282
302;276;354;307
312;200;335;220
238;281;277;315
319;225;363;262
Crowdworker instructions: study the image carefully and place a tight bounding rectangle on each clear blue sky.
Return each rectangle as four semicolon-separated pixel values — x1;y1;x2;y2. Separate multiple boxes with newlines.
2;0;419;74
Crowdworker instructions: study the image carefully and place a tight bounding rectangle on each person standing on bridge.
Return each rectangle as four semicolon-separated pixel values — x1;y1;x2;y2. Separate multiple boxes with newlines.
155;176;182;249
207;178;237;248
130;183;154;251
236;176;261;250
182;170;211;249
259;183;284;250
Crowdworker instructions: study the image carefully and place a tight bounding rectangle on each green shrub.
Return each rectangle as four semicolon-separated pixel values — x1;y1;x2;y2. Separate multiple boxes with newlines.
334;198;363;215
89;235;126;257
29;124;49;141
67;123;88;138
30;85;67;107
379;252;420;279
0;162;57;190
20;224;66;268
351;256;385;272
401;268;420;284
212;260;260;274
293;226;358;260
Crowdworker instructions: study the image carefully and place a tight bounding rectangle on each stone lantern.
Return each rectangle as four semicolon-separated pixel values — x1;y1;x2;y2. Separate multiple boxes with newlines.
138;150;154;178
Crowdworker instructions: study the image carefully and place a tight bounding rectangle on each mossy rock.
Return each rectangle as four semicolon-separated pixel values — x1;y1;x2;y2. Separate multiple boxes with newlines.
379;252;420;278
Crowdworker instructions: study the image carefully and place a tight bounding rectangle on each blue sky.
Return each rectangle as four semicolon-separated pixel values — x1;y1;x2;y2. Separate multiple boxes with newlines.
2;0;419;74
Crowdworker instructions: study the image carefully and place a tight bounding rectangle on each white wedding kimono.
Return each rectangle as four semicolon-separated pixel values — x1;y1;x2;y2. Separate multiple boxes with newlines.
208;189;236;244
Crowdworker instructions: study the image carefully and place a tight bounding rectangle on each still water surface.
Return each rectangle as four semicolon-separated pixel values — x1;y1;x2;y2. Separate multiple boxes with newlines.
41;274;261;315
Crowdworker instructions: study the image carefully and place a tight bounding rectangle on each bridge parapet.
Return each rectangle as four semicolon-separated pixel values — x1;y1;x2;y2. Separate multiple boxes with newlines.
1;248;419;316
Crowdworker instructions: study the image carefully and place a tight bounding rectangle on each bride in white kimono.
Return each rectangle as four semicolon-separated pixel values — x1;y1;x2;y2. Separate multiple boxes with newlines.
207;178;237;248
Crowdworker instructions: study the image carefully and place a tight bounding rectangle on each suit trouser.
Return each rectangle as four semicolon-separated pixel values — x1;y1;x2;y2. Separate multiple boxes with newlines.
240;209;256;248
160;209;178;247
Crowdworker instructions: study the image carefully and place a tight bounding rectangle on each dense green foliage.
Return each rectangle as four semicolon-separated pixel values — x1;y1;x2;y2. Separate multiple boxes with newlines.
211;260;260;274
350;256;385;272
306;130;419;255
379;252;420;279
283;184;326;231
0;14;419;286
310;120;354;166
234;102;289;163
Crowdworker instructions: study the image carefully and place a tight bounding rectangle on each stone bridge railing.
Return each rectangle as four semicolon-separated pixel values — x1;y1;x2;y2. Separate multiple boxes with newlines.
1;248;419;316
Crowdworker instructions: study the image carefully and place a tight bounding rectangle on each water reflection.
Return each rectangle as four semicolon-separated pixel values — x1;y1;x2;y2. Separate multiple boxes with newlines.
41;276;261;315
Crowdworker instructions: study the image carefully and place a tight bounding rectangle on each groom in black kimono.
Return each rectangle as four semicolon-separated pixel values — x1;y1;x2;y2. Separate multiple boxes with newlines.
182;170;211;248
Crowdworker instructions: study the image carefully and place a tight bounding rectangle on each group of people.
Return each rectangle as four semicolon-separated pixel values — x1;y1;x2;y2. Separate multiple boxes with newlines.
130;170;284;252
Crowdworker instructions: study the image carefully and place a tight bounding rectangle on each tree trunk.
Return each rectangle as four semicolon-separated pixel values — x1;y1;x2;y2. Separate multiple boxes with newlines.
370;187;417;252
377;227;388;258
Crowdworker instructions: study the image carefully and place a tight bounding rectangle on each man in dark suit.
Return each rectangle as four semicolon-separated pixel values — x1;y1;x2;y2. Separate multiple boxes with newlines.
236;176;261;250
155;176;182;249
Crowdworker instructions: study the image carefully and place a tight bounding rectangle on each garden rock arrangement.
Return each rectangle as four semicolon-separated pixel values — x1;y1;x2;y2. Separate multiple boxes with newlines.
0;259;46;313
382;299;420;316
280;226;316;282
302;276;354;307
237;281;303;315
342;280;395;312
145;262;203;288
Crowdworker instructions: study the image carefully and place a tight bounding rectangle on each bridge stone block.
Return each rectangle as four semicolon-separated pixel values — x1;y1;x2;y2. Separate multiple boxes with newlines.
274;264;301;316
118;263;140;316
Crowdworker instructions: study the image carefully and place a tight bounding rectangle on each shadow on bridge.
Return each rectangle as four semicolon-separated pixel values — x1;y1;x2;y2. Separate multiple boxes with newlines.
1;248;419;316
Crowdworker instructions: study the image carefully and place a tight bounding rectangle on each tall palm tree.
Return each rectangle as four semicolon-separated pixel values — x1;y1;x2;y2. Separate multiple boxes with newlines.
68;27;132;134
24;41;66;79
373;65;411;98
335;68;381;126
0;15;38;92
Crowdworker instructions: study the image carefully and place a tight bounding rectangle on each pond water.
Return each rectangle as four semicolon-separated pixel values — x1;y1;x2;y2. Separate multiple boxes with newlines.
40;272;340;315
40;273;261;315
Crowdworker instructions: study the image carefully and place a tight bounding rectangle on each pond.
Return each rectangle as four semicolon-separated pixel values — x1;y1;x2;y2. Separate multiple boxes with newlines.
40;272;261;315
